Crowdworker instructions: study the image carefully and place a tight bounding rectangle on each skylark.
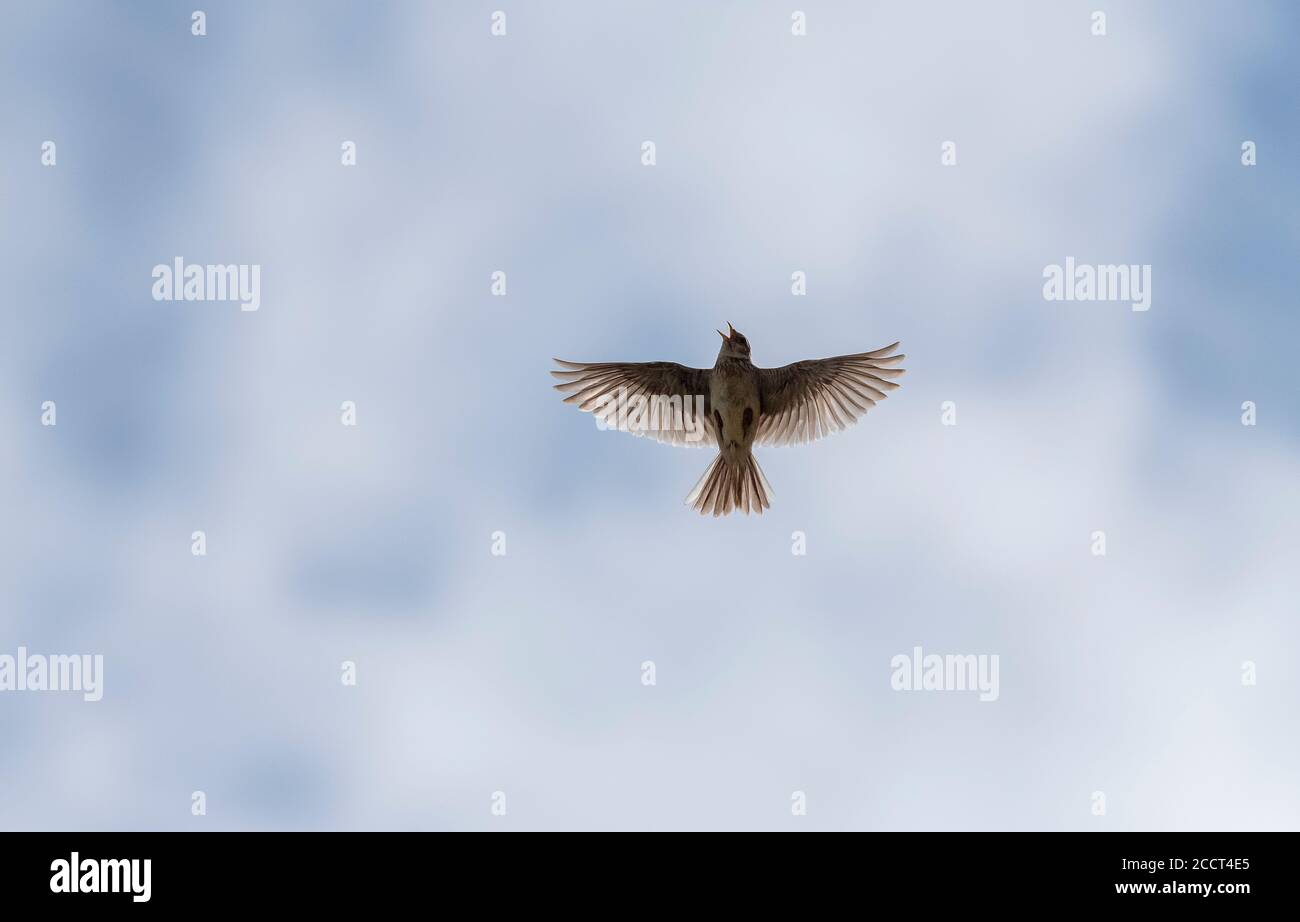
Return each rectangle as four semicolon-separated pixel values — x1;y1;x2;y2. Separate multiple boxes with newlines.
552;324;905;516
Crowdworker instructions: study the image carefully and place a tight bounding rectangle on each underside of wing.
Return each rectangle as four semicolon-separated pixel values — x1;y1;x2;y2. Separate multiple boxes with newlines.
551;358;715;448
755;341;905;447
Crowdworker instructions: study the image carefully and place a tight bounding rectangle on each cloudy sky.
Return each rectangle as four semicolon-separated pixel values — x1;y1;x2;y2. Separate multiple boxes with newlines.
1;0;1297;830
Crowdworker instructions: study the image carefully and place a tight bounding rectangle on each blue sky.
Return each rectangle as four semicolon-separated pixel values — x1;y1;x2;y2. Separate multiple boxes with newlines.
1;1;1297;830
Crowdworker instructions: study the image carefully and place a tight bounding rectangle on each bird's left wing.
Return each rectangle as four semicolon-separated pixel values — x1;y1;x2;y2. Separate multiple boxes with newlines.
551;359;715;448
755;341;905;446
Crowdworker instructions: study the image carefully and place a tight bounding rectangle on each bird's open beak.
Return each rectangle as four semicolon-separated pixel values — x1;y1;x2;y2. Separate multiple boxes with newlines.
717;328;730;340
726;322;736;338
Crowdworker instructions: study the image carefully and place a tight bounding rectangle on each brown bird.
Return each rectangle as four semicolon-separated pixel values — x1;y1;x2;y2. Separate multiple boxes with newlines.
552;324;905;516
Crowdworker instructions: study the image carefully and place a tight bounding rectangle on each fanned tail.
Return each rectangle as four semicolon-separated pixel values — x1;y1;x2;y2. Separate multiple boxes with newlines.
685;452;772;517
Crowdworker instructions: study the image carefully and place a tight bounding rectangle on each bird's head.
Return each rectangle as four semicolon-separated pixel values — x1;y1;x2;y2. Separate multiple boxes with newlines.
716;322;751;360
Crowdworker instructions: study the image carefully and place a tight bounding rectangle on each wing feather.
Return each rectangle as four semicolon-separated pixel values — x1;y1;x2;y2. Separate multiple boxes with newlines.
755;342;905;447
551;359;715;448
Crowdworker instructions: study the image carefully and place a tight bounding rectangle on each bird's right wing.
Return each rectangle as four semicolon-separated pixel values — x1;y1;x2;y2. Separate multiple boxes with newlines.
551;359;715;448
755;342;905;446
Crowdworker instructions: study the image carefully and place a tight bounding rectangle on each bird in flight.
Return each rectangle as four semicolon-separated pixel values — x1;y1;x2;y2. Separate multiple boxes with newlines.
552;324;905;516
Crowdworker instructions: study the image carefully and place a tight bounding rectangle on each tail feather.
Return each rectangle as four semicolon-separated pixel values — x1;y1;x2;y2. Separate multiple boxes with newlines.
685;452;772;516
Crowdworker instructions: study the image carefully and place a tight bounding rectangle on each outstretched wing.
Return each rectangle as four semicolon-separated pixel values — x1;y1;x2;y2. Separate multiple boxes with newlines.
551;359;715;448
755;341;905;446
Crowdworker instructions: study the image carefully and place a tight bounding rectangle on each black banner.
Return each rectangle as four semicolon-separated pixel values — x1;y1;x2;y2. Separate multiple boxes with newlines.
0;832;1280;907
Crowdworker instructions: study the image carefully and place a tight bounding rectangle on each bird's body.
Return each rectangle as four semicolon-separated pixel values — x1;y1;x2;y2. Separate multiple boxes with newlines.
553;324;905;516
709;355;760;457
699;350;767;514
